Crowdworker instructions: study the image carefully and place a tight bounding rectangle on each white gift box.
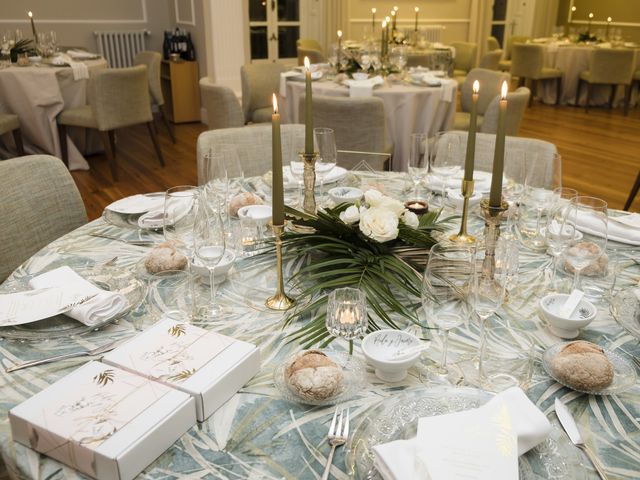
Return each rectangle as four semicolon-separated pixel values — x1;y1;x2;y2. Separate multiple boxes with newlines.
9;361;196;480
102;318;260;422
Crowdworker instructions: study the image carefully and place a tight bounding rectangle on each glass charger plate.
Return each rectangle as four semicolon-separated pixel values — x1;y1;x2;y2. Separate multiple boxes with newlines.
0;267;146;340
273;349;366;406
345;386;586;480
542;342;637;395
610;288;640;340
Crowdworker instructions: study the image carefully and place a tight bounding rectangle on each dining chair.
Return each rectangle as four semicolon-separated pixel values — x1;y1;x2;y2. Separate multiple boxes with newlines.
240;63;287;124
479;49;503;71
480;87;531;136
57;65;164;181
199;78;244;130
450;42;478;85
623;170;640;211
453;68;511;132
406;54;432;68
511;43;562;106
576;48;635;115
498;35;530;72
0;113;25;157
487;36;501;52
297;44;326;66
196;124;305;182
299;95;392;171
134;51;175;143
0;155;87;281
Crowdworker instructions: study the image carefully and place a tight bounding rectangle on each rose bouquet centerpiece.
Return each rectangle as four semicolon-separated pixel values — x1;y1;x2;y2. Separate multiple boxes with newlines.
280;189;454;347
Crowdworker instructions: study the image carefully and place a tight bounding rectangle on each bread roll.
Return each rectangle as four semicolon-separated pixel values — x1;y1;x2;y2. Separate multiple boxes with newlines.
285;350;344;402
229;192;264;217
550;341;614;391
144;242;188;274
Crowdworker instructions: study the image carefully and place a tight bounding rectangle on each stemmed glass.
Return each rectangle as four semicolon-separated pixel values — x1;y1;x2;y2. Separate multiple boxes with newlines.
544;187;578;286
203;149;227;212
501;150;527;239
163;186;200;258
430;132;462;204
407;133;429;198
314;127;337;204
193;201;226;319
421;244;475;381
325;288;368;348
564;196;608;290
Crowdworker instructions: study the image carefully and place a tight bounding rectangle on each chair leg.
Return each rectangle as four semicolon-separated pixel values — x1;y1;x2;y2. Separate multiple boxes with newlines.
12;128;25;156
623;85;631;116
556;77;562;106
529;79;536;107
585;83;592;113
608;84;616;109
159;105;176;144
146;122;165;167
100;130;118;181
108;130;116;158
624;171;640;211
575;79;581;106
57;124;69;168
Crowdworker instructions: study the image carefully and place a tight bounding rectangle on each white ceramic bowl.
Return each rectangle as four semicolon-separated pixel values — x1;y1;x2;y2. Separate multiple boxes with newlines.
328;187;363;205
352;72;369;81
237;205;272;226
539;293;597;339
191;249;236;285
361;329;422;382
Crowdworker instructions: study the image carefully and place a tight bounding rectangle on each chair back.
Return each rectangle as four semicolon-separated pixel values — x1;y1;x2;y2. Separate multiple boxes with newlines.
504;35;530;60
134;50;163;106
510;43;544;79
0;155;87;281
460;68;510;115
481;87;531;136
89;65;153;131
588;48;635;84
479;49;503;70
406;54;431;68
297;47;326;66
450;42;478;73
487;36;501;51
240;63;287;123
196;124;305;181
199;78;244;129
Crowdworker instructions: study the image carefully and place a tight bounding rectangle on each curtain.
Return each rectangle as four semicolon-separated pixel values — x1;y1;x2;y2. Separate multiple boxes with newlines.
323;0;348;52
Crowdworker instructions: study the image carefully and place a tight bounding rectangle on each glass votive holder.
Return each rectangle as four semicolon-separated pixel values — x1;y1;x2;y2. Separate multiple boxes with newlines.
148;270;193;321
478;325;534;392
325;287;367;340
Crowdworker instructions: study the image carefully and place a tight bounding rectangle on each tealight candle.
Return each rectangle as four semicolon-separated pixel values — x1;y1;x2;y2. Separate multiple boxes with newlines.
404;200;429;215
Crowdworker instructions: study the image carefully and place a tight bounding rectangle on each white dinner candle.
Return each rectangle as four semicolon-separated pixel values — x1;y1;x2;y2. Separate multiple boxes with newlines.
414;7;419;32
28;11;37;40
464;80;479;182
371;8;376;30
489;81;508;208
304;57;314;155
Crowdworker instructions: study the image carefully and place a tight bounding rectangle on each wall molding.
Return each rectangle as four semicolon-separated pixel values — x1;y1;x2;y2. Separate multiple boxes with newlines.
175;0;196;26
349;18;471;25
0;0;148;24
569;20;640;28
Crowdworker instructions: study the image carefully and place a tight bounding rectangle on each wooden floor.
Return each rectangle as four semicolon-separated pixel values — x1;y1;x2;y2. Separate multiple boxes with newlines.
72;105;640;221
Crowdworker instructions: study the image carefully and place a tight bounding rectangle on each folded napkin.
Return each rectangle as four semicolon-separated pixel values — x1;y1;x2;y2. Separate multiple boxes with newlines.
51;53;89;81
28;266;127;326
439;78;457;102
345;75;384;98
426;171;493;194
574;211;640;246
138;195;194;230
66;49;99;59
373;387;551;480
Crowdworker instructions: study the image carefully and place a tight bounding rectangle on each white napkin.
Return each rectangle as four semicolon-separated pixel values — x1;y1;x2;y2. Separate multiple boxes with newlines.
280;70;300;98
573;210;640;246
345;75;384;98
426;171;493;194
51;53;89;81
439;78;457;102
28;266;127;326
66;49;99;59
373;387;551;480
138;196;193;230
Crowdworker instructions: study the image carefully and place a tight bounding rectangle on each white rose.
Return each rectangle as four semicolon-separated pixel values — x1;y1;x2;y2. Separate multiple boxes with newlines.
359;207;399;243
402;210;419;229
364;189;384;206
339;205;360;224
364;189;405;216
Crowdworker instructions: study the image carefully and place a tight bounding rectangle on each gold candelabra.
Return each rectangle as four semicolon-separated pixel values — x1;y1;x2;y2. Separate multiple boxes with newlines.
265;224;295;310
450;179;476;244
299;151;318;214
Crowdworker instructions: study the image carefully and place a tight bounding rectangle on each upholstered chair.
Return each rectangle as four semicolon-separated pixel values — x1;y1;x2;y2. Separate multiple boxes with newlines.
406;54;431;68
479;49;503;70
134;51;175;143
57;65;164;181
576;48;635;115
451;41;478;85
240;63;287;124
498;35;530;71
0;113;25;156
0;155;87;281
199;78;244;130
299;95;392;170
196;124;305;182
487;36;501;51
297;39;327;66
511;43;562;106
453;68;510;131
481;87;531;136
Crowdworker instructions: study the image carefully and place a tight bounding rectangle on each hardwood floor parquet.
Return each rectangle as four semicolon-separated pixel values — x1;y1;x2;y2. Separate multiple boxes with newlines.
71;105;639;221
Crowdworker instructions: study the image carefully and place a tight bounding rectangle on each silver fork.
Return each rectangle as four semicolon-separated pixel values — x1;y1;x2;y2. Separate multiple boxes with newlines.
321;406;350;480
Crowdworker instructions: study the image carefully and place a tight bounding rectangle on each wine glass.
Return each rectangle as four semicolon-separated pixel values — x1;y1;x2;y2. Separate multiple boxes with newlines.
544;187;578;287
421;243;475;382
203;150;228;214
314;127;337;204
501;149;527;239
193;201;226;319
325;287;368;342
218;145;244;198
407;133;429;198
564;196;608;290
494;237;520;297
163;186;200;258
430;132;462;204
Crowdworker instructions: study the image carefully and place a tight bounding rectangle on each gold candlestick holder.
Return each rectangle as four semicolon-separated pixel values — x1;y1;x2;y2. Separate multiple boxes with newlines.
450;179;476;244
299;151;318;214
265;224;295;310
479;198;509;280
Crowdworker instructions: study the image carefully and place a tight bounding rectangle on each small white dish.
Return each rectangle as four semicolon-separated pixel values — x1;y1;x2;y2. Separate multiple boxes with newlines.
191;250;236;285
539;293;597;339
362;329;422;382
328;187;363;205
237;205;272;226
352;72;369;81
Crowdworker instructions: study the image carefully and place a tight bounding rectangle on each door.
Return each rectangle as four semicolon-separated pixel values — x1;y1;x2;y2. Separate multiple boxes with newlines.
247;0;300;62
506;0;536;37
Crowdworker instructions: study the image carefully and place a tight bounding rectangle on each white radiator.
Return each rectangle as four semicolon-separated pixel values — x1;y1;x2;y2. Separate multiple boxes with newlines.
94;30;150;68
423;25;445;43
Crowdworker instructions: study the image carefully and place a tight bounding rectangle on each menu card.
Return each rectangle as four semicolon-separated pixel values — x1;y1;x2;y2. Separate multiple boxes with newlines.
0;288;92;326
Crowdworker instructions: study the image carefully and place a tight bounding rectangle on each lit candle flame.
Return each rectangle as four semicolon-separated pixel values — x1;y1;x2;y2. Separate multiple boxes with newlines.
28;11;33;18
415;7;419;13
588;12;594;19
501;81;508;100
372;7;376;14
382;20;387;28
385;16;390;22
394;6;399;12
304;56;310;71
473;80;479;94
337;30;342;38
571;6;576;12
272;94;278;114
391;10;396;16
607;16;612;22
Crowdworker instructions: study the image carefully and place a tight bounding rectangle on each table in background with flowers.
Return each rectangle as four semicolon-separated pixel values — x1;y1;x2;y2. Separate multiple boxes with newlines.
1;171;639;479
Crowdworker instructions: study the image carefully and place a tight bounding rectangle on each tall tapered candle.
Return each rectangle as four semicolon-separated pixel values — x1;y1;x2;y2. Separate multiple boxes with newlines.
304;57;314;155
381;20;387;56
27;11;37;40
336;30;342;68
606;17;612;39
271;94;284;226
464;80;479;182
489;81;508;207
391;11;397;33
371;8;376;31
385;16;390;50
588;12;594;34
414;7;419;32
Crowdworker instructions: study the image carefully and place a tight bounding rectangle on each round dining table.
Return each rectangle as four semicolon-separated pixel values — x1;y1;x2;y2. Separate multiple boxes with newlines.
0;57;107;169
1;171;639;479
281;78;457;172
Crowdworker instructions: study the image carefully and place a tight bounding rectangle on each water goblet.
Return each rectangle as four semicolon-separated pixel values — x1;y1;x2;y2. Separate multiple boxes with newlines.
544;187;578;286
501;149;527;239
429;132;462;204
314;127;337;205
325;287;367;343
163;186;200;258
407;133;429;199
